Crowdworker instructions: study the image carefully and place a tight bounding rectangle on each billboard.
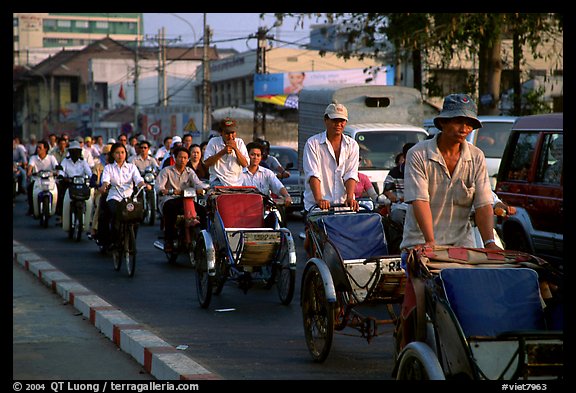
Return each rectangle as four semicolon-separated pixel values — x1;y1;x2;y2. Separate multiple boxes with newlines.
254;67;391;108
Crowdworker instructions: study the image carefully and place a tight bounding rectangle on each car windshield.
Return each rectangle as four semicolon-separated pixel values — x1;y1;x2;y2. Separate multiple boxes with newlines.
474;122;515;159
356;131;427;170
269;147;299;170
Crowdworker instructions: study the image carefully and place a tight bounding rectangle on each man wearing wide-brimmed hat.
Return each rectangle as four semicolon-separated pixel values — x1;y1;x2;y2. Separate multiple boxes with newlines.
399;93;498;255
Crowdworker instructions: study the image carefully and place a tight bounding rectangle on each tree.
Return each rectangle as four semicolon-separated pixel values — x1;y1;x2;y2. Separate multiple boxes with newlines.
272;13;562;115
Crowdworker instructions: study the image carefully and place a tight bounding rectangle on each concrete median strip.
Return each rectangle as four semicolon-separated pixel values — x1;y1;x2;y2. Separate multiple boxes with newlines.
13;240;220;380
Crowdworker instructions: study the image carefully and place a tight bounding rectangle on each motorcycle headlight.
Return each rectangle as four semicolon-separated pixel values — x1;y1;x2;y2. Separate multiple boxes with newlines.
40;171;51;179
73;176;85;184
144;173;155;183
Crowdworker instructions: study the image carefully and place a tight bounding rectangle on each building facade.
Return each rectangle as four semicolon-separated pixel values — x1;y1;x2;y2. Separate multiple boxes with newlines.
13;13;143;66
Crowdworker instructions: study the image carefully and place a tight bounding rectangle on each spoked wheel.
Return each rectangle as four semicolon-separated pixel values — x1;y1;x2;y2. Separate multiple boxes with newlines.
302;264;334;363
195;232;212;308
395;342;445;380
276;245;295;305
125;225;136;277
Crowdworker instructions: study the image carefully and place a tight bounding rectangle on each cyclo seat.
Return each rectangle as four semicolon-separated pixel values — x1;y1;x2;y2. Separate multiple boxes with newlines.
319;212;388;260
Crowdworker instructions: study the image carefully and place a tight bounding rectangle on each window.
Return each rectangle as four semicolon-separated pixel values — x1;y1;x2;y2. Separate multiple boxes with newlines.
76;20;89;29
505;132;537;181
538;133;563;184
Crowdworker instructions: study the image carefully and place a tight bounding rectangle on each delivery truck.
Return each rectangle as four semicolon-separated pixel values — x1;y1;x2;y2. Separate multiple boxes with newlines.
298;85;429;193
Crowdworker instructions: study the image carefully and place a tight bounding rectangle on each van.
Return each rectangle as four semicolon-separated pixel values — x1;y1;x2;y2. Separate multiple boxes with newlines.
344;123;428;193
495;113;563;269
298;85;427;193
423;115;517;189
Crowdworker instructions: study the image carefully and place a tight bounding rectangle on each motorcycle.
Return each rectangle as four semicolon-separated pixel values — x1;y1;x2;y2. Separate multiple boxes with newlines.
140;165;158;226
31;169;59;228
62;175;93;242
13;163;21;200
154;187;203;265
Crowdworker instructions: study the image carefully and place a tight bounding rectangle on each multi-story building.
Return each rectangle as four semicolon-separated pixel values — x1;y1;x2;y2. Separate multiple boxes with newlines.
13;13;143;66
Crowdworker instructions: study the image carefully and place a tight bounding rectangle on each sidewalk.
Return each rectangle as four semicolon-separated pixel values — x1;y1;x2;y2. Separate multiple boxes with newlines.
13;241;220;380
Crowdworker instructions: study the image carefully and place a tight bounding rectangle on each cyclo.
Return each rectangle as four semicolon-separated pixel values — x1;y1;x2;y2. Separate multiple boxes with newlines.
300;204;406;363
392;246;563;380
194;186;297;308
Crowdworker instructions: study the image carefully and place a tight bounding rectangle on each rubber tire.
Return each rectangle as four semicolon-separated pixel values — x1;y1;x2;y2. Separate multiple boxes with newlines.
301;264;334;363
195;234;213;308
125;225;136;277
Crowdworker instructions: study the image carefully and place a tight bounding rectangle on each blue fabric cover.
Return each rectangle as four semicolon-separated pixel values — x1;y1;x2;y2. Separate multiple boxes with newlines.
440;268;545;337
320;213;388;260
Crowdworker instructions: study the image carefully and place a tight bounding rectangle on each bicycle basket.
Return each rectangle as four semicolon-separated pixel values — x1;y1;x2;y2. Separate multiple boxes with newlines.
117;197;144;223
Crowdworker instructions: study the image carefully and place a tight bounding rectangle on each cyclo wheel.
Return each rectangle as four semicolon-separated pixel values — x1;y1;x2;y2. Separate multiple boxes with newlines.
276;243;295;305
125;224;136;277
195;232;212;308
302;264;334;363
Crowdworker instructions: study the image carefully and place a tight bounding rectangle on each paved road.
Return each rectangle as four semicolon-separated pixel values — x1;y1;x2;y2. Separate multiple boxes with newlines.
12;193;398;381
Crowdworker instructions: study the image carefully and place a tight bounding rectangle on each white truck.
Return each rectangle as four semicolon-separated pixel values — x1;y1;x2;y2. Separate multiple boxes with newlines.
298;85;429;193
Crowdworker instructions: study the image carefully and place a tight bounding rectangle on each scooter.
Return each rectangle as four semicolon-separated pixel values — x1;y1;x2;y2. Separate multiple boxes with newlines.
31;169;59;228
62;175;93;242
141;165;158;226
154;187;203;265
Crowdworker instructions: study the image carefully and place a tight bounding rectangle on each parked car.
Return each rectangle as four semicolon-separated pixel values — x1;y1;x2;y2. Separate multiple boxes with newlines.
423;115;517;189
495;113;563;270
269;145;303;215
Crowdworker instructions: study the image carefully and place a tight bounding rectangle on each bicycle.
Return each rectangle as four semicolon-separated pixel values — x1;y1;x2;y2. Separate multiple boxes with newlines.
112;185;145;277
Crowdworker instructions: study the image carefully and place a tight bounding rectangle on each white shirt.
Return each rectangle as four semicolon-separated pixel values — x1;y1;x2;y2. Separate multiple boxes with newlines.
101;161;144;202
58;157;92;179
241;166;285;196
302;131;359;211
28;154;59;173
204;136;248;186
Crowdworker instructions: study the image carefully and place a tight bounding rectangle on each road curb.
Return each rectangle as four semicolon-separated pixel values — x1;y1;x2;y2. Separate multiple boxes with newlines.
13;240;221;381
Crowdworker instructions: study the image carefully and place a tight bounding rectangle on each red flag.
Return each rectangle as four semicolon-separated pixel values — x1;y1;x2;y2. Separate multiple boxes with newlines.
118;84;126;100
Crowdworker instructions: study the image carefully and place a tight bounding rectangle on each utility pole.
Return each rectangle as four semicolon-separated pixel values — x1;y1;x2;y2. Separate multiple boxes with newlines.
133;37;140;134
202;13;212;141
253;27;272;141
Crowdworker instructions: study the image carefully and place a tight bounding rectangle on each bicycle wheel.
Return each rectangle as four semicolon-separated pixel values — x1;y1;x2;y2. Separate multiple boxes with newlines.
302;264;334;363
195;232;212;308
125;224;136;277
112;223;122;271
276;245;295;305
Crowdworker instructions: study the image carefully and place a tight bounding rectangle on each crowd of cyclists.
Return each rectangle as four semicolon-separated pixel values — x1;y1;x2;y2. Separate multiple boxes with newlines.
14;117;293;254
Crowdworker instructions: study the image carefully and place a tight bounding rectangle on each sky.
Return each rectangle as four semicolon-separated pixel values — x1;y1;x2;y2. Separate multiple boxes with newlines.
142;13;315;53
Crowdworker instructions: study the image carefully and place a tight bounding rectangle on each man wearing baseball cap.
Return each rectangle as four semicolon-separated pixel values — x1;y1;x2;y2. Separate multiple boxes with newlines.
400;93;498;257
301;102;360;256
203;117;249;186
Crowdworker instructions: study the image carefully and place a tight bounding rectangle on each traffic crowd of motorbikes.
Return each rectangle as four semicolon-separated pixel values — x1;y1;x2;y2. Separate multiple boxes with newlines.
14;131;510;264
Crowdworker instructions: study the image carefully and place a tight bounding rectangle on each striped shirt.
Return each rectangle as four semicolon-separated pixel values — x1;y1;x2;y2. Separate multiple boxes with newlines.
400;134;493;249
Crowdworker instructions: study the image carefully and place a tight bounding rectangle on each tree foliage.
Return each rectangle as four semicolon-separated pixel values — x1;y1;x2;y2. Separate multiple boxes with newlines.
271;13;562;114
